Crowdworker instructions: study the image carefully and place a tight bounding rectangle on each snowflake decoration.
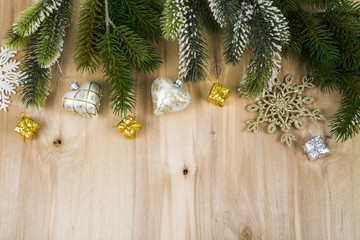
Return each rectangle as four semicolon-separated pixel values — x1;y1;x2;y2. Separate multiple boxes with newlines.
0;47;21;112
246;74;325;147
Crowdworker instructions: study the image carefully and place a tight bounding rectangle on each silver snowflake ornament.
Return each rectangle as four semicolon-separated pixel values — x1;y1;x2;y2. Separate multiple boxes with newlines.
246;74;325;147
0;47;21;112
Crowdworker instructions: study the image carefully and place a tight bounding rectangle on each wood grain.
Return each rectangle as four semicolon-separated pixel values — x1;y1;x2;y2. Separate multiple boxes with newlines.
0;1;359;239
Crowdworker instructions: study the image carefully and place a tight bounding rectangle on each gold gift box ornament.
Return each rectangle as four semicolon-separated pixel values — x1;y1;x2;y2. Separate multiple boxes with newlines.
14;113;42;142
114;116;142;139
208;77;231;107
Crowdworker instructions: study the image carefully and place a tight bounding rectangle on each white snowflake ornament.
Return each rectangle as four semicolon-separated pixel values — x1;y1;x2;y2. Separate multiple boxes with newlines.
0;47;21;112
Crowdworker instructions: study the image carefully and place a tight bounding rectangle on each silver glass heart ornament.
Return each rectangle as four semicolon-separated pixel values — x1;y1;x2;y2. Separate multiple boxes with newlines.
151;77;191;116
62;81;101;119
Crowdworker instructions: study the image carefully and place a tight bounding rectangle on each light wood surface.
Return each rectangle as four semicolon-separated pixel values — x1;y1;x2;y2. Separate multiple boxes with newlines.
1;1;359;239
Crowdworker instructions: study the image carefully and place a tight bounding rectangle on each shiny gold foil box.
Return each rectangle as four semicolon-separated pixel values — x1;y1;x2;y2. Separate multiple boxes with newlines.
114;116;142;140
208;79;231;107
14;114;42;142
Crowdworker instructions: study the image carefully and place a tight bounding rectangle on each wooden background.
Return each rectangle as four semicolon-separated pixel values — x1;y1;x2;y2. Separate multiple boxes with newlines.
1;1;359;239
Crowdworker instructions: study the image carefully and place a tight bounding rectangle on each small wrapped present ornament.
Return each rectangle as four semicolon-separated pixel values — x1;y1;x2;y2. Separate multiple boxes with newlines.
14;113;42;142
302;131;329;160
114;116;142;139
207;77;231;107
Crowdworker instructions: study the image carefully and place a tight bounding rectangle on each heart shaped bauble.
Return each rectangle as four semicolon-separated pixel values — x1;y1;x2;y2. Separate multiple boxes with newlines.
151;77;191;116
62;81;101;119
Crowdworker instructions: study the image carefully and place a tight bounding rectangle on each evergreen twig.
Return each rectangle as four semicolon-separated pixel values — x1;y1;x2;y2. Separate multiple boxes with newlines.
75;0;162;115
276;0;360;141
3;0;74;109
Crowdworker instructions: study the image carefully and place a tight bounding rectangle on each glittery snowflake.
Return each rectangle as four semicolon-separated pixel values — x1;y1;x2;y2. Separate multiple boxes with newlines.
0;47;21;112
246;74;325;147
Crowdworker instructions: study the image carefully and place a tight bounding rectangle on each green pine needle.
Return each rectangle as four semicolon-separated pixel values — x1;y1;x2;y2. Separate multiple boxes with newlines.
299;12;340;65
3;27;29;50
98;32;136;116
35;0;74;68
20;35;52;109
278;0;360;141
13;0;60;37
178;3;208;83
162;0;187;40
195;0;222;33
111;23;162;73
121;0;162;42
74;0;104;73
330;95;360;142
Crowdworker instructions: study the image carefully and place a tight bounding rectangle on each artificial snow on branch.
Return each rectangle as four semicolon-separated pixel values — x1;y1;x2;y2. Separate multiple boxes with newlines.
3;0;74;108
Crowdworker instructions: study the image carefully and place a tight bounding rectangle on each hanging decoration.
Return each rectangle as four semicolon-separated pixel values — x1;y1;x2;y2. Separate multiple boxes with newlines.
302;130;330;161
3;0;74;108
246;74;325;147
114;116;142;139
74;0;162;116
62;81;102;119
57;61;102;119
0;47;21;112
14;113;42;142
151;77;191;116
207;76;230;107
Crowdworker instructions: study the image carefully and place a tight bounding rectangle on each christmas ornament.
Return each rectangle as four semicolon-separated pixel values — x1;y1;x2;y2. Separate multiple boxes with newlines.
302;130;329;161
0;47;21;112
151;77;191;116
246;74;325;147
14;113;42;142
62;81;101;119
114;116;142;139
208;76;231;107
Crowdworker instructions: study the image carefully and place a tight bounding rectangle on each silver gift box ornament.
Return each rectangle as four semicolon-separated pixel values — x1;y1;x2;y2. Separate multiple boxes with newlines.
302;131;329;160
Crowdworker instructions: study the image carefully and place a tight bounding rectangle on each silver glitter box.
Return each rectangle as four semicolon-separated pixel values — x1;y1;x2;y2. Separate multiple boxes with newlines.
302;135;329;160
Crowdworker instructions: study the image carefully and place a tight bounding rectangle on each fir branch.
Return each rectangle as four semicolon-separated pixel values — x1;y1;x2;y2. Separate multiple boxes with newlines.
20;35;52;108
75;0;162;116
178;1;208;82
98;32;136;116
273;0;298;12
13;0;61;37
35;0;74;68
282;10;304;57
208;0;238;27
121;0;162;42
144;0;164;14
301;0;347;10
299;12;340;65
223;2;253;65
111;23;162;73
74;0;104;73
305;57;341;92
278;0;360;140
162;0;188;40
330;95;360;142
195;0;222;33
3;27;29;50
239;0;290;98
